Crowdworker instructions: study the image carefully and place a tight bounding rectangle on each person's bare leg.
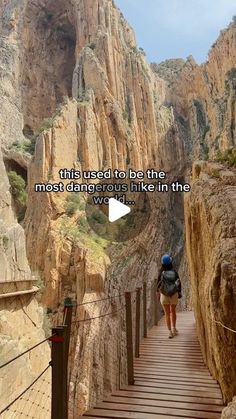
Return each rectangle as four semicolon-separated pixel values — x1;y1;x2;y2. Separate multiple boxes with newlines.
171;304;176;328
163;304;171;329
163;305;173;338
171;304;178;335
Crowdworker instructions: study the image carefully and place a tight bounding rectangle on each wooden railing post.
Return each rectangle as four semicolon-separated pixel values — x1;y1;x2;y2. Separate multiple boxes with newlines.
125;292;134;385
63;298;73;368
135;288;141;358
143;282;147;338
50;326;68;419
154;284;158;326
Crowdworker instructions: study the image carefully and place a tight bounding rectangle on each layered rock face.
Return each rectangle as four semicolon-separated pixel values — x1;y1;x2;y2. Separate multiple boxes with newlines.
0;1;50;414
0;296;51;418
21;1;186;414
185;161;236;403
1;0;236;417
153;21;236;161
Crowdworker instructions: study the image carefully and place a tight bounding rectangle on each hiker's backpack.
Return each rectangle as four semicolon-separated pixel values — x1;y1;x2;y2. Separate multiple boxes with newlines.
160;270;179;297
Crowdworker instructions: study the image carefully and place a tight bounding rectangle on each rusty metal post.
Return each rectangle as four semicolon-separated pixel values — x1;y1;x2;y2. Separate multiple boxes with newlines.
125;292;134;385
143;282;147;338
135;288;141;358
50;326;68;419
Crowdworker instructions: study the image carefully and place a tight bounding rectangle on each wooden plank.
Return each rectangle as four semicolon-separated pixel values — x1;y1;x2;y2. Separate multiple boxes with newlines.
134;362;211;374
137;353;203;359
82;312;224;418
134;365;214;378
138;354;205;361
138;357;206;364
134;380;222;395
134;375;220;388
111;390;224;407
84;409;199;419
137;357;206;366
97;401;221;419
121;385;223;400
106;395;223;412
134;371;218;384
140;342;201;347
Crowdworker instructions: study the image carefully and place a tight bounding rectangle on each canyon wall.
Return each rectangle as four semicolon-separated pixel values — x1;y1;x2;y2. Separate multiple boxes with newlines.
153;20;236;161
0;0;236;416
185;161;236;403
0;1;50;416
0;0;187;416
22;0;187;413
152;19;236;409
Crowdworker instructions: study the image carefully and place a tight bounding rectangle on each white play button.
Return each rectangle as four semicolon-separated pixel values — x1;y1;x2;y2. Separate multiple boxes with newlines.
109;198;131;223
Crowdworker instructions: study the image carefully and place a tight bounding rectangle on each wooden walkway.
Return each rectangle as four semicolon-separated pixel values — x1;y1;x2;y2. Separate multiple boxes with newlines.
82;312;225;418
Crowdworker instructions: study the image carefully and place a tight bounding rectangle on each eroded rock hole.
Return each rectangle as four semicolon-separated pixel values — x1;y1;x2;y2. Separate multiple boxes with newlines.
4;158;27;183
23;124;35;140
21;0;76;131
4;158;28;222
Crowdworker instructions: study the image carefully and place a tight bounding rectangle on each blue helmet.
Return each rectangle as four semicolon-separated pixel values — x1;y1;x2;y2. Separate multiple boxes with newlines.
161;254;172;265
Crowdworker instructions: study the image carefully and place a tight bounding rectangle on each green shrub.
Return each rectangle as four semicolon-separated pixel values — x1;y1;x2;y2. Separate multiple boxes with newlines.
10;138;36;155
77;216;89;233
65;193;85;216
90;210;107;224
88;42;96;50
8;171;27;207
77;89;89;105
131;46;139;54
122;110;128;120
38;99;69;133
214;148;236;167
211;169;221;179
34;277;45;291
1;235;9;250
39;118;55;133
60;219;108;259
139;47;146;56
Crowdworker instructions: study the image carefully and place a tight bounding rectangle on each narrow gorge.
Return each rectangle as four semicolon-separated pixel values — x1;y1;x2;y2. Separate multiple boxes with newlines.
0;1;235;418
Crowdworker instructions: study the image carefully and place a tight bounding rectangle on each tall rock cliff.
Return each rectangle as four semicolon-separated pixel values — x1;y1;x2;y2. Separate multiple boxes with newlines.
153;21;236;406
152;20;236;161
0;0;236;417
0;0;187;415
185;161;236;403
0;0;50;415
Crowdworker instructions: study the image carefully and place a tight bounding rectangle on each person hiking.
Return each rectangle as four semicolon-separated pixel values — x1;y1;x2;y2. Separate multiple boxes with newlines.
156;254;182;339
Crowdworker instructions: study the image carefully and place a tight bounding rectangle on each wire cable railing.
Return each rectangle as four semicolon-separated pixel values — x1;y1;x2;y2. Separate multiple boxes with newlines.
212;318;236;334
71;305;126;324
0;334;55;370
1;280;156;418
1;282;156;371
0;364;51;416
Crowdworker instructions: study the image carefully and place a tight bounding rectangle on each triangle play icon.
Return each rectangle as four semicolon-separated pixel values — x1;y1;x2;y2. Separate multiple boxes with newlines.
108;198;131;223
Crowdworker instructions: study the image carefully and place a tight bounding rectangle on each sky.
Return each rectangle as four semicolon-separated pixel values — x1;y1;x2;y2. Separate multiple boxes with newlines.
115;0;236;63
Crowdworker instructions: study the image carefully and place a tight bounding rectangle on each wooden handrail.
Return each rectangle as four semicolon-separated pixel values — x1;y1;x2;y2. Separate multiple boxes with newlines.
0;286;39;299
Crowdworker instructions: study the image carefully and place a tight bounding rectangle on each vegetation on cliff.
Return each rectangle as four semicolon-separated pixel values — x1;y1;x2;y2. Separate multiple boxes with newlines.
214;147;236;167
7;170;27;222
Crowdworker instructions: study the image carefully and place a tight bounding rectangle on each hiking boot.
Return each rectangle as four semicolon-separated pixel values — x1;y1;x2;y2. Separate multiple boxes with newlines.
168;330;174;339
173;328;178;336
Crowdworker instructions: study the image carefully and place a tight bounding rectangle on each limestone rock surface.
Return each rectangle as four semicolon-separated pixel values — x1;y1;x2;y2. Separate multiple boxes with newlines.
185;161;236;402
